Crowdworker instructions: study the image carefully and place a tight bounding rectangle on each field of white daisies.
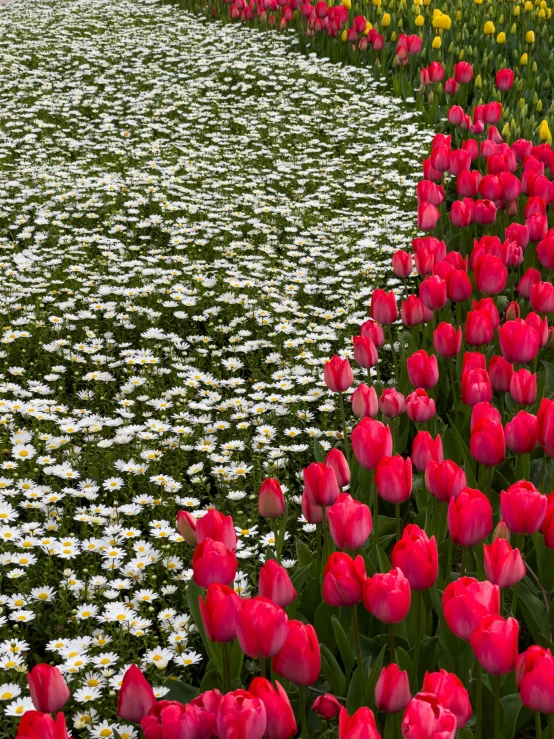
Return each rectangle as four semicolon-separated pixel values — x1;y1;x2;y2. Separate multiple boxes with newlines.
0;0;428;733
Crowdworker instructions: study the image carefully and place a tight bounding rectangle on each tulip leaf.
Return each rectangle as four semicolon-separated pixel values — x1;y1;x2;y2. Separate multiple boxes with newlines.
229;639;245;682
542;360;554;391
314;438;326;463
517;579;553;649
276;503;289;559
163;677;199;703
457;728;474;739
315;602;336;651
376;544;391;574
296;539;315;568
534;532;554;592
298;577;321;625
361;644;386;712
199;666;222;693
320;643;346;697
331;615;356;679
447;418;477;487
346;664;366;714
349;454;360;499
500;693;534;739
186;581;222;669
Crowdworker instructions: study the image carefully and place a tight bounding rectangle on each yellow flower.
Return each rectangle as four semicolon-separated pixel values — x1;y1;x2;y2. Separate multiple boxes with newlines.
456;9;461;19
539;8;545;16
372;0;381;5
526;30;535;42
484;20;496;34
537;100;543;112
474;0;483;4
424;0;431;5
539;119;552;143
382;12;391;25
365;20;373;33
432;35;442;48
497;31;506;42
511;22;517;31
524;0;533;8
341;29;347;41
521;52;528;64
475;73;482;87
341;0;351;8
415;14;424;25
439;14;452;28
514;4;521;14
391;30;397;40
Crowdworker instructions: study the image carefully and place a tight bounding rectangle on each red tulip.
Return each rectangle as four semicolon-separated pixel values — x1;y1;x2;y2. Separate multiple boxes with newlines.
470;615;519;675
465;309;494;347
538;398;554;458
323;552;366;607
517;646;554;714
301;488;323;524
463;351;486;373
324;355;354;393
541;492;554;549
484;538;525;588
531;281;554;314
339;707;382;739
446;268;472;302
470;417;505;465
353;336;377;370
461;368;492;406
237;597;288;659
537;232;554;270
258;561;296;608
176;510;198;545
422;670;472;729
454;61;473;83
433;323;462;358
141;702;203;739
411;431;443;472
351;417;393;470
500;480;547;535
379;388;406;418
392;524;438;590
363;568;411;624
418;202;441;231
375;664;411;713
406;389;436;423
216;689;267;739
117;664;157;723
496;68;514;91
518;267;542;299
248;679;297;739
470;401;501;433
448;487;493;547
374;455;413;504
197;509;237;552
325;449;350;489
401;295;427;326
510;368;537;406
360;318;385;347
525;311;549;347
473;254;506;295
16;713;69;739
27;665;70;715
488;355;514;393
351;383;378;418
499;319;540;364
425;459;467;502
417;181;445;206
193;539;238;588
428;61;445;83
258;478;285;519
303;462;340;507
401;694;456;739
407;350;439;389
527;213;549;242
199;583;242;642
371;289;398;325
312;694;342;719
442;577;500;641
272;621;320;686
505;411;538;454
420;276;447;312
328;493;372;550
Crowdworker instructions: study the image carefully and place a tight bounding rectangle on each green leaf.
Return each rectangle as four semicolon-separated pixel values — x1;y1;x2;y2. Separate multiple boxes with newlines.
276;503;289;559
361;645;387;712
314;438;326;463
320;643;346;697
448;418;477;487
315;602;336;651
332;615;355;678
376;545;391;574
518;580;553;648
296;539;315;568
298;577;321;625
199;667;222;693
163;677;198;703
229;639;245;682
542;360;554;391
346;665;365;714
186;581;221;669
501;693;533;739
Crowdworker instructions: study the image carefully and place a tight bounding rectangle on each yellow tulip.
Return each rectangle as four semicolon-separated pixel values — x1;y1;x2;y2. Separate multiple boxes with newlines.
511;22;517;31
484;20;495;34
439;14;452;28
365;20;373;33
456;9;461;19
514;4;521;14
432;7;441;15
539;8;546;16
372;0;381;6
341;0;351;8
526;30;535;42
391;30;397;40
521;52;528;64
497;31;506;42
382;12;391;25
537;100;543;112
474;0;483;4
415;14;424;25
414;0;422;4
432;35;442;48
475;73;482;87
539;119;552;143
424;0;431;6
524;0;533;8
548;8;552;18
341;29;347;40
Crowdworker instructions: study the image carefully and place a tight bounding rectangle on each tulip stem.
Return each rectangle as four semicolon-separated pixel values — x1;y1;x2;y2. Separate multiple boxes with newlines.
260;657;269;680
548;714;553;739
540;454;548;494
272;519;280;563
221;642;231;694
395;503;401;541
446;539;453;581
536;712;542;739
460;546;467;577
373;489;379;566
512;581;520;617
494;674;501;739
475;661;482;739
386;325;399;384
298;684;309;739
389;623;395;663
322;506;329;567
352;605;365;678
412;590;422;692
339;392;351;465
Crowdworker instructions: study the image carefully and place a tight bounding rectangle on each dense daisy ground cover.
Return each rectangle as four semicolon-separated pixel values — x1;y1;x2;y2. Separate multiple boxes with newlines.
0;0;429;732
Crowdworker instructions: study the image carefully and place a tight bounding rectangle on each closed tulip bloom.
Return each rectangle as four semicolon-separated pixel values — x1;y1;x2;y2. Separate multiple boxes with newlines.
353;336;378;370
328;493;372;550
414;248;435;277
446;268;472;303
375;664;411;714
392;525;438;590
537;233;554;271
258;561;296;608
505;411;538;454
380;388;406;418
499;318;540;364
531;281;554;315
375;455;413;504
418;202;441;231
406;389;436;424
466;309;494;347
412;431;443;472
312;694;342;720
473;199;497;227
360;318;385;347
541;492;554;549
272;621;320;686
197;509;237;552
324;449;350;490
484;538;525;589
473;253;506;295
470;615;519;675
237;597;288;659
471;417;505;466
258;478;285;519
488;355;514;393
527;213;549;242
303;462;340;507
27;665;70;715
199;583;242;642
371;289;398;325
363;568;411;624
401;295;426;327
425;459;466;503
351;417;393;470
500;480;547;535
448;487;493;547
457;169;481;196
301;488;323;525
176;510;198;546
517;646;554;715
248;679;297;739
470;401;501;433
525;312;549;347
323;552;366;607
463;351;486;373
496;68;514;91
324;355;354;393
193;539;238;588
454;61;473;83
479;174;502;201
339;707;382;739
416;181;445;206
450;198;474;227
392;250;413;278
216;690;267;739
141;702;202;739
510;369;537;406
422;670;472;729
442;577;500;641
117;664;157;723
499;171;522;202
461;369;493;406
433;323;462;358
352;383;379;418
15;713;70;739
506;221;530;248
401;694;456;739
420;276;447;312
538;398;554;458
407;350;439;389
518;267;542;299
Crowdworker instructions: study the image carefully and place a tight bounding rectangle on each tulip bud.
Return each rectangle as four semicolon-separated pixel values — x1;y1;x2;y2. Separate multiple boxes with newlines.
258;478;285;519
470;615;519;675
328;493;372;550
27;665;71;715
176;510;198;546
272;621;321;686
363;568;411;624
375;664;411;713
324;355;354;393
258;561;297;608
422;670;472;728
117;665;157;723
442;576;500;641
312;694;342;719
